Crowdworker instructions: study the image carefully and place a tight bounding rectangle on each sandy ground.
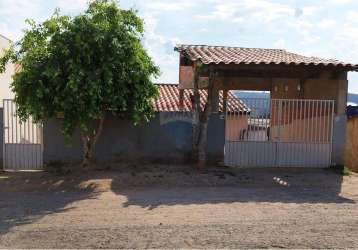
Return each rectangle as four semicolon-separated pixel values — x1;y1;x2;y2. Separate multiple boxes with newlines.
0;165;358;249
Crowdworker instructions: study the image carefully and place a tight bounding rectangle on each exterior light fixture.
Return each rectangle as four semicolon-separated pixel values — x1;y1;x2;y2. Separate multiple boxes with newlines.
285;85;289;92
297;84;301;91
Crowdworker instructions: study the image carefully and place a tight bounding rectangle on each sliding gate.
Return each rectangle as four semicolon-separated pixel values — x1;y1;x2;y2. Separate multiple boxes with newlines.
2;99;43;170
224;98;335;168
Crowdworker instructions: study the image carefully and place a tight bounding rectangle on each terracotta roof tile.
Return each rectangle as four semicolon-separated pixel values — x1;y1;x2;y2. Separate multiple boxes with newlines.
153;83;249;113
175;44;358;70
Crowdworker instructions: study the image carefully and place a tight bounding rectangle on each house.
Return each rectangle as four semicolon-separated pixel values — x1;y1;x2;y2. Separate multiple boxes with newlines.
2;43;358;170
175;44;358;167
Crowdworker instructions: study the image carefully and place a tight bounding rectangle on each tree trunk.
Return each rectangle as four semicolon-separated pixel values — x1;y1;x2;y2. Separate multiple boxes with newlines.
197;70;215;169
197;118;209;169
81;113;106;167
81;135;91;167
192;64;201;161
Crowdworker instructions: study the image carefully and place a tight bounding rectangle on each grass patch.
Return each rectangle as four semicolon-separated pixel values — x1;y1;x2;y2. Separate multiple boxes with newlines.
330;165;352;176
342;166;352;176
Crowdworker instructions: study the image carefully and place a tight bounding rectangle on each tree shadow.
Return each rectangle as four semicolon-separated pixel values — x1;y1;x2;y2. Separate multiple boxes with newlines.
0;171;100;236
109;167;355;210
0;166;355;238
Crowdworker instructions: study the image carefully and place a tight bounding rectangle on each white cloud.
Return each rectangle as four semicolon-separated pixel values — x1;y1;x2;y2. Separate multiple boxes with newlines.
300;33;321;45
139;0;195;11
274;38;286;49
289;19;311;36
291;19;313;30
0;0;44;40
302;6;319;16
317;19;337;29
1;0;358;90
295;6;319;18
195;0;295;23
0;0;87;40
141;14;180;82
199;27;209;33
56;0;87;13
287;19;321;45
346;11;358;22
334;24;358;61
328;0;352;5
0;0;40;17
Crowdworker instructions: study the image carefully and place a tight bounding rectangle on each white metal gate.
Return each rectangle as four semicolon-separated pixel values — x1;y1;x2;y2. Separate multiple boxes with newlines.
2;99;43;170
224;98;335;168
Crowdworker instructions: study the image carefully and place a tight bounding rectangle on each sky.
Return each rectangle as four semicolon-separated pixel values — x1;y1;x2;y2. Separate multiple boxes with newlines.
1;0;358;92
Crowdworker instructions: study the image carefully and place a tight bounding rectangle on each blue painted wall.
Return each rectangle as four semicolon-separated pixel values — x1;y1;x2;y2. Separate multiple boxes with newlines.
43;112;225;164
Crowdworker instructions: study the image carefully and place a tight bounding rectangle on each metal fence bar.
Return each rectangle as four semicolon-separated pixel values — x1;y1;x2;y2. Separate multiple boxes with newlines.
313;99;320;166
27;117;30;169
295;100;300;166
329;101;335;165
323;100;327;143
289;100;293;166
2;100;4;169
7;100;10;169
224;97;335;168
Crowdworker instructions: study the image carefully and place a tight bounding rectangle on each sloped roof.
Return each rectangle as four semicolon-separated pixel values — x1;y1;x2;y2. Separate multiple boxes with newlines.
153;83;249;113
175;44;358;70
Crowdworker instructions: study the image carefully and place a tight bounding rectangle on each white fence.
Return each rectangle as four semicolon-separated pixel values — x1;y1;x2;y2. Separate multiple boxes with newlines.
224;98;335;168
2;99;43;170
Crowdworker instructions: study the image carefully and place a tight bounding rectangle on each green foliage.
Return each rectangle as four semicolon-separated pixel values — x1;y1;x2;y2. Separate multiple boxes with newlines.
341;166;352;176
330;165;352;176
0;45;16;73
0;0;159;141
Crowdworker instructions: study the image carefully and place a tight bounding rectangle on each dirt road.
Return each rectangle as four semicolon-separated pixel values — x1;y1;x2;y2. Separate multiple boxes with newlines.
1;166;357;248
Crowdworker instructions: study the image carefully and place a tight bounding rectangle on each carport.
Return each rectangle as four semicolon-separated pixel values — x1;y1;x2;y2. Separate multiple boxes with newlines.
175;44;358;167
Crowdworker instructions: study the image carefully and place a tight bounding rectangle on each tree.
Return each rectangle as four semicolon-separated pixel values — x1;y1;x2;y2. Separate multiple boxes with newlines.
191;64;216;169
0;0;159;166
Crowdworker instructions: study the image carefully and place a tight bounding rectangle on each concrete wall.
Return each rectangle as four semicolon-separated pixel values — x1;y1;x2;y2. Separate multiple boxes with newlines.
43;112;225;165
346;116;358;172
332;113;347;166
332;80;348;165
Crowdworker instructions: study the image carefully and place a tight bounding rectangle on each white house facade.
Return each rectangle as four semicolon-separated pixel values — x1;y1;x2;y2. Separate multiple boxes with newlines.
0;34;15;106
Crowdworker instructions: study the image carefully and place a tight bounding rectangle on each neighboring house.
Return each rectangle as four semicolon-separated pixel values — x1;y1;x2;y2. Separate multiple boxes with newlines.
0;34;15;167
0;34;15;104
0;35;41;170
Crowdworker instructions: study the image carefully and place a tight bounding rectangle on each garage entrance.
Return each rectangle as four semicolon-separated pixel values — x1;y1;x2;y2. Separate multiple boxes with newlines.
224;98;335;167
